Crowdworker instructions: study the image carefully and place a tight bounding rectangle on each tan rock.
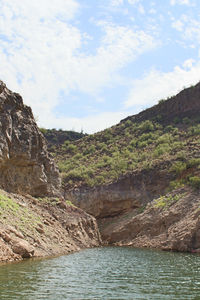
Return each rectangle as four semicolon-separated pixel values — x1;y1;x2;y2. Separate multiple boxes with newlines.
11;239;35;258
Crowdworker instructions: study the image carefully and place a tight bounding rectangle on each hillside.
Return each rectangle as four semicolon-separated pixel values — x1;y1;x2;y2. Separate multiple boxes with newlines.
52;83;200;191
0;81;101;262
40;128;87;152
50;82;200;252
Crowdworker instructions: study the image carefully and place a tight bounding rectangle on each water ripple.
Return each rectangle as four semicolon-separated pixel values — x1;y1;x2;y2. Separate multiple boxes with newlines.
0;247;200;299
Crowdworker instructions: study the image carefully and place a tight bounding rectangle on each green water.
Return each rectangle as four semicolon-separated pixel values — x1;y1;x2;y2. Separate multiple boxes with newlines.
0;247;200;299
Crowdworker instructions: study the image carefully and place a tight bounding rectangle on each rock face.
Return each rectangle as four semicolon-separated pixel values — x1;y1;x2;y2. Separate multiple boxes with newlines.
0;81;101;263
99;187;200;253
65;162;173;219
0;81;61;196
0;190;101;263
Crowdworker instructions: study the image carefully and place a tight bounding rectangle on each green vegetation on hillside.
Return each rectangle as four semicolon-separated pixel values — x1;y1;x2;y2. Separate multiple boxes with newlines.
40;128;87;151
0;192;42;233
50;116;200;189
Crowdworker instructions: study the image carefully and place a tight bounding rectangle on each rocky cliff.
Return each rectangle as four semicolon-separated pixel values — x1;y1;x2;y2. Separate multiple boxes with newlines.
0;81;101;262
0;80;60;197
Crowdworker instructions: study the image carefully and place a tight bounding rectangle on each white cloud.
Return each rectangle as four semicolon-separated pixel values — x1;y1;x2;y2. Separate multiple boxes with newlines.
0;0;156;133
125;59;200;109
0;0;157;133
0;0;81;110
38;110;128;134
128;0;141;4
171;15;200;46
110;0;124;6
149;8;157;14
170;0;191;5
172;20;184;31
138;4;145;14
73;22;156;95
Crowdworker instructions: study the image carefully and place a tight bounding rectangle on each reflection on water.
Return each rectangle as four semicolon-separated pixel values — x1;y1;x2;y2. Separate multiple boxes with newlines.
0;247;200;299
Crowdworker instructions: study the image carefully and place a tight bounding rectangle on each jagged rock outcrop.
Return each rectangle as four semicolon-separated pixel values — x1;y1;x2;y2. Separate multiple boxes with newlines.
0;80;61;196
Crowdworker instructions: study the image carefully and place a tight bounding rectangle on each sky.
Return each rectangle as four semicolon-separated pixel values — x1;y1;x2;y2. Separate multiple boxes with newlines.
0;0;200;133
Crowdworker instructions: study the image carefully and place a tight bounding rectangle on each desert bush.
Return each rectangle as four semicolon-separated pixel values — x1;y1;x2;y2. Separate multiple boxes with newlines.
154;193;182;209
138;120;154;133
182;117;190;125
39;127;47;134
65;144;77;154
187;158;200;168
153;143;171;157
170;161;187;175
170;141;184;151
175;151;186;161
137;141;149;148
188;176;200;189
188;124;200;136
164;125;174;133
157;133;173;145
169;179;185;190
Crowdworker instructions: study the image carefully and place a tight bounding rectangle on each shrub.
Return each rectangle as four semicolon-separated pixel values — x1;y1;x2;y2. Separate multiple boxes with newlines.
97;142;108;152
164;125;174;133
74;153;83;160
158;99;166;104
138;132;153;142
130;139;137;148
95;175;105;185
138;120;154;133
157;133;173;145
175;151;186;161
188;124;200;136
182;117;190;125
171;141;184;152
125;120;132;127
58;161;73;173
154;194;182;209
188;176;200;189
63;169;83;181
66;200;75;207
169;179;185;190
187;158;200;168
170;161;187;175
137;141;148;148
39;127;47;134
153;143;171;157
66;144;77;154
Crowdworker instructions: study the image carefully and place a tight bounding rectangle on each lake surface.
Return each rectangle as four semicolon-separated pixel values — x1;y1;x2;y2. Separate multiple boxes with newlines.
0;247;200;299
